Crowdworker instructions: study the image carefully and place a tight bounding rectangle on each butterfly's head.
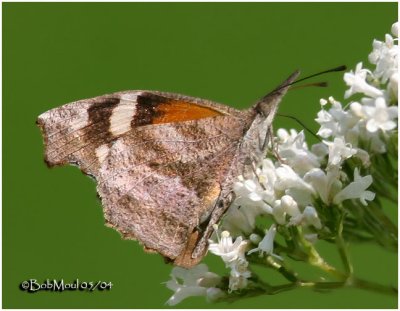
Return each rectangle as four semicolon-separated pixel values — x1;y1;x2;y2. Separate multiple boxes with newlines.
254;70;300;119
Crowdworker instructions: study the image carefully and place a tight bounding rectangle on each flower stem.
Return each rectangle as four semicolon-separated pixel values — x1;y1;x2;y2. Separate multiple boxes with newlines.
248;255;300;282
266;256;300;282
351;277;397;296
296;226;347;280
225;278;397;302
300;278;396;296
336;214;353;276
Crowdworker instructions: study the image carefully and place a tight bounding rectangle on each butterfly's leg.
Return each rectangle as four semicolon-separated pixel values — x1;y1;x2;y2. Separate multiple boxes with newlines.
249;161;267;191
262;125;285;164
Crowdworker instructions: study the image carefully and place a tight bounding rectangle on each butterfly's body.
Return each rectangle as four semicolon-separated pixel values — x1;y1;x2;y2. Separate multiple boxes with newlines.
37;71;299;267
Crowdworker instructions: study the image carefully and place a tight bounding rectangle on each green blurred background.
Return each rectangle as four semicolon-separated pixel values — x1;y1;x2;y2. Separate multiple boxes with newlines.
3;2;398;308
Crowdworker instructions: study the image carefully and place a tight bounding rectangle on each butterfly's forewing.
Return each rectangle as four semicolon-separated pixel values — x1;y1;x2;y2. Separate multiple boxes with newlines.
37;91;240;174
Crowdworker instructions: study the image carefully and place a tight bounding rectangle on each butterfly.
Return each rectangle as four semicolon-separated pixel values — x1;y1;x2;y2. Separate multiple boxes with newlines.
37;70;299;268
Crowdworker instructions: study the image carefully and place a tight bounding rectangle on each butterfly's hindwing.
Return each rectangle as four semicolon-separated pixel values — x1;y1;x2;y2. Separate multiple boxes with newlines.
97;114;253;265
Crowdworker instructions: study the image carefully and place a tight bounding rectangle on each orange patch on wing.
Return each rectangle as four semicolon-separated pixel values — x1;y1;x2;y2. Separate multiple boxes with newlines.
152;100;223;124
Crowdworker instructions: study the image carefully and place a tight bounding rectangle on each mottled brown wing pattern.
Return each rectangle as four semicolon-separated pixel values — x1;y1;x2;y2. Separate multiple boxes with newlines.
37;90;254;267
97;115;251;266
36;91;241;176
37;71;300;268
37;93;135;176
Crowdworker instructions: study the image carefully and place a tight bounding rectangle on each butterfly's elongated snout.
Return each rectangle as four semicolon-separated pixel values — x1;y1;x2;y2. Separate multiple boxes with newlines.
254;70;300;120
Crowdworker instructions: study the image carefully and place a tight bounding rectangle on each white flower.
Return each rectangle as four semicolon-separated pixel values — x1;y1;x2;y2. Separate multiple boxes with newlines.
369;39;386;64
208;231;247;264
324;137;357;166
229;273;250;291
389;72;398;99
273;164;315;205
257;159;279;204
315;108;338;138
166;264;222;305
228;172;274;235
391;22;398;37
333;168;375;206
316;100;360;140
320;98;328;106
221;204;258;236
350;101;364;118
276;129;320;175
362;97;398;133
328;96;337;104
247;224;282;260
236;179;258;199
208;230;251;292
311;142;329;160
369;34;398;83
350;98;394;154
344;62;383;98
368;23;399;85
354;148;371;167
272;199;287;225
301;206;322;229
364;129;387;153
272;195;301;225
275;164;315;194
228;257;251;291
233;175;273;213
304;167;342;205
230;257;251;278
285;187;313;206
286;204;322;230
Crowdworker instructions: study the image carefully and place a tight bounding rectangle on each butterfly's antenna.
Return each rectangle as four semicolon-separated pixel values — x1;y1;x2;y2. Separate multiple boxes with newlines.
276;113;322;142
291;82;328;90
275;65;347;93
292;65;347;86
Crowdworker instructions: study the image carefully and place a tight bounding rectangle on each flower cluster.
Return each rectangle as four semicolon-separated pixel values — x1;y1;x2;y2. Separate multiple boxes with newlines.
166;22;398;304
166;264;224;306
208;228;251;291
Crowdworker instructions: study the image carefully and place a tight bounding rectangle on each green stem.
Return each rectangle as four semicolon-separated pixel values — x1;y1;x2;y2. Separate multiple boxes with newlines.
248;255;299;282
301;278;396;296
222;278;397;303
336;215;353;276
264;282;299;295
296;227;347;280
351;277;397;296
266;256;299;282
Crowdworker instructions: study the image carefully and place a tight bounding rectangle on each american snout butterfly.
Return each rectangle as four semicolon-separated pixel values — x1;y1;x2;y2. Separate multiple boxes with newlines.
37;71;300;268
